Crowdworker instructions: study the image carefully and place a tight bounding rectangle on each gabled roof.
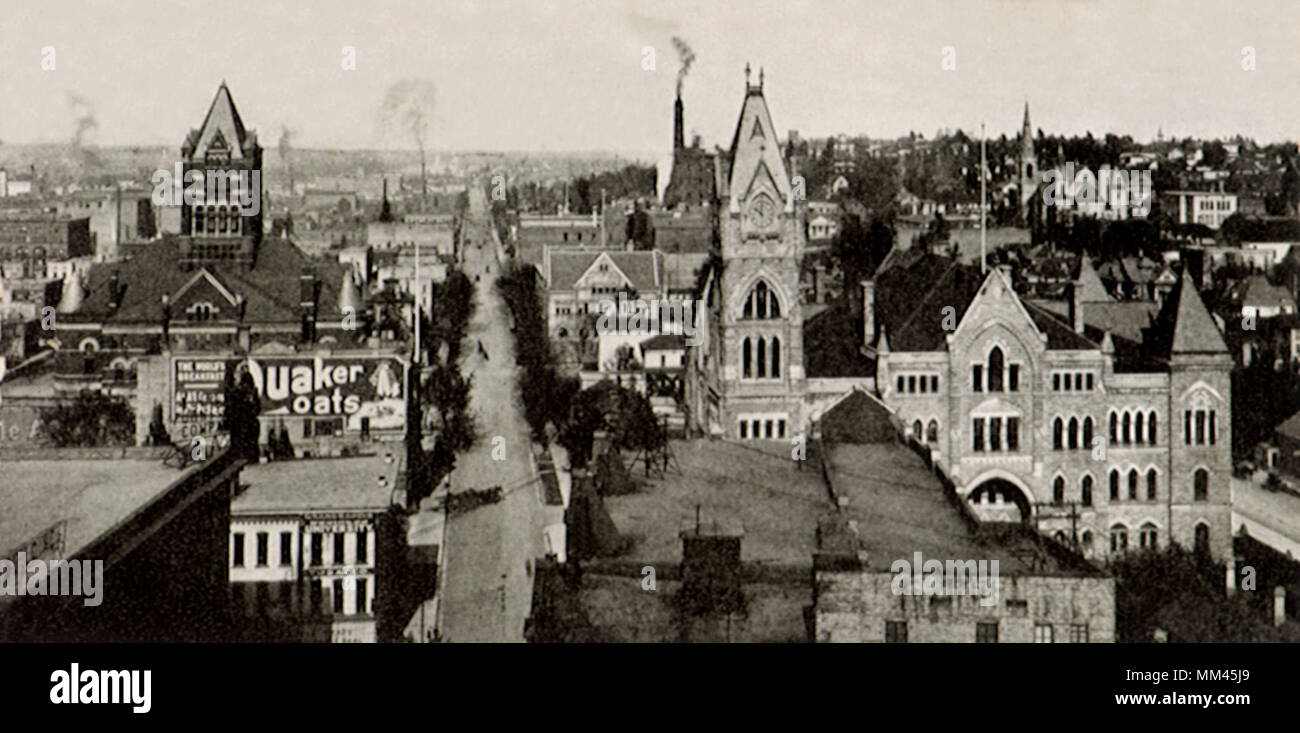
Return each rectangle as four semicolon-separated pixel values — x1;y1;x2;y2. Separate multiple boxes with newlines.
69;236;348;324
1075;255;1112;301
184;82;254;158
818;387;898;445
1241;275;1296;310
724;85;792;211
1277;410;1300;441
545;250;661;293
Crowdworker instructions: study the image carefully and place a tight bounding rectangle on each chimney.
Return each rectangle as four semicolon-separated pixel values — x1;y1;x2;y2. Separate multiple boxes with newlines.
1068;282;1084;333
861;279;875;347
673;93;685;152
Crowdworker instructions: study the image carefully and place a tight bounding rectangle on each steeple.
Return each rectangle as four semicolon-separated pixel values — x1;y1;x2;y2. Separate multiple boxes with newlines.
1020;101;1034;155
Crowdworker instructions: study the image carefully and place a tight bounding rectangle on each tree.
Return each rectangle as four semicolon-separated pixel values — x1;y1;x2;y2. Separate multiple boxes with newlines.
39;390;135;447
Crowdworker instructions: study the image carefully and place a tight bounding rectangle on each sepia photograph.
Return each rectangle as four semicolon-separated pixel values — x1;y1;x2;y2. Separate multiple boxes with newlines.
0;0;1296;717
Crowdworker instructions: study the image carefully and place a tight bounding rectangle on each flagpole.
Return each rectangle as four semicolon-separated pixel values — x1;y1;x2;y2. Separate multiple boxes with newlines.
980;122;987;274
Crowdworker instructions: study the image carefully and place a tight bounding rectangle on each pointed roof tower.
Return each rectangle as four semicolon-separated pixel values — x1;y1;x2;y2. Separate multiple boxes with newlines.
339;268;361;313
57;272;85;314
1169;268;1228;356
184;81;255;159
725;65;793;212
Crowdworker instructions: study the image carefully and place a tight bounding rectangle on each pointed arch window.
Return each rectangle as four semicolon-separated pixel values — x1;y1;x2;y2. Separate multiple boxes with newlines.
770;337;781;378
1081;475;1094;506
1122;412;1131;444
1110;524;1128;553
756;336;767;377
1109;412;1118;443
1147;468;1158;501
1127;469;1139;500
1082;417;1094;450
926;420;939;445
1068;417;1079;450
1134;412;1144;444
1052;477;1065;505
1052;417;1063;450
743;280;781;320
1109;469;1120;501
1139;523;1158;549
1193;469;1209;501
987;347;1004;392
1147;411;1157;445
742;338;752;378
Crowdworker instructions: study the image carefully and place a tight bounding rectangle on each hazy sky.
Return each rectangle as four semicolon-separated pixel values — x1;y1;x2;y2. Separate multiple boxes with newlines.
3;0;1298;157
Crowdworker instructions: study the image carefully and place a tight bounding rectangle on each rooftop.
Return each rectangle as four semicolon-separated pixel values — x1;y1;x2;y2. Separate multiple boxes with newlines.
233;454;401;515
0;457;202;560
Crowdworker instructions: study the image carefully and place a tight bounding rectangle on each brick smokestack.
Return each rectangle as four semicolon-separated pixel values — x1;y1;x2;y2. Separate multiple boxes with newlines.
673;93;685;152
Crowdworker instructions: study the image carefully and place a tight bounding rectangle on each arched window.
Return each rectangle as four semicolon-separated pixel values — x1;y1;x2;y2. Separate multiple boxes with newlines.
1109;412;1118;443
1194;524;1210;556
743;280;781;319
926;420;939;444
1193;469;1209;501
1081;475;1093;506
1134;412;1144;444
913;420;923;442
1053;477;1065;505
742;338;752;378
1068;417;1079;450
1082;417;1093;450
1147;469;1157;501
1081;530;1094;553
1122;412;1131;444
1128;469;1139;500
1148;411;1157;445
1110;524;1129;553
770;337;781;378
194;207;205;234
1139;523;1158;549
987;347;1004;392
1053;417;1063;450
756;336;767;377
1109;469;1120;501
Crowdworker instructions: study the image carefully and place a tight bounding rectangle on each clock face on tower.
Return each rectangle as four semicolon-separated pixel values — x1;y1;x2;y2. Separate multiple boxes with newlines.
746;194;776;229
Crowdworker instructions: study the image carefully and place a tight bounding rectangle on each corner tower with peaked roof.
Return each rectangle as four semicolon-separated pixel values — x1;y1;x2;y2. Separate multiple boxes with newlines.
714;67;806;438
179;82;263;269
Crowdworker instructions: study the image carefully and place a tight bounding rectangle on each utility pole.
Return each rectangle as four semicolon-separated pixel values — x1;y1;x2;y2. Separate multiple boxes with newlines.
980;122;987;274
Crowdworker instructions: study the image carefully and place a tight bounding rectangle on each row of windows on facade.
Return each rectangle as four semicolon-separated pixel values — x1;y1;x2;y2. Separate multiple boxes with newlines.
231;530;368;568
741;336;781;379
742;281;781;320
738;418;787;439
1048;467;1211;506
884;619;1089;643
896;368;1097;396
239;577;370;617
192;206;246;236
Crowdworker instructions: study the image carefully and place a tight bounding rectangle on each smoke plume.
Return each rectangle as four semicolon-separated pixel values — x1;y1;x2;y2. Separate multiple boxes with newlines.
378;79;437;196
671;37;695;96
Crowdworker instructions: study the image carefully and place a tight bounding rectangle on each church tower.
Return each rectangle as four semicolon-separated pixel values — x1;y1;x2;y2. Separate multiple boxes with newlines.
716;66;805;439
1018;101;1038;222
179;82;263;269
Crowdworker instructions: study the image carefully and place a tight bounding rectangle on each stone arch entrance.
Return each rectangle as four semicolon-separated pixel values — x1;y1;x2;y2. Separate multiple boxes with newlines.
965;476;1034;523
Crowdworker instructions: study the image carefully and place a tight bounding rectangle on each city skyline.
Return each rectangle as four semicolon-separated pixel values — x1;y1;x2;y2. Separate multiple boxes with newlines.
1;0;1298;157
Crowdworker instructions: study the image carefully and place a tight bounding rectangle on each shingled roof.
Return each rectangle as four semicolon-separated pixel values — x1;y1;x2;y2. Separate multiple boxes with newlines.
68;235;348;324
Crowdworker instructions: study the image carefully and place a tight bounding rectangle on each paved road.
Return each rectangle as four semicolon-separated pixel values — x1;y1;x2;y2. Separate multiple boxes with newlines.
427;186;544;642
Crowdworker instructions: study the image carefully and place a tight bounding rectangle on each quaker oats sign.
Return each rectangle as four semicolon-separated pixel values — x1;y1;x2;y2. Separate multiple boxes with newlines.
244;356;406;431
173;355;407;436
